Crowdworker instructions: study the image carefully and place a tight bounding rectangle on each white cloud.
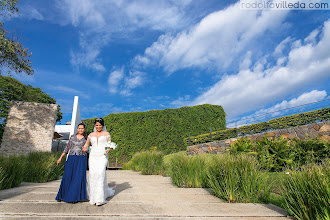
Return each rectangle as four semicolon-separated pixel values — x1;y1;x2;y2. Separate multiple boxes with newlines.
171;95;191;107
124;71;145;89
255;90;327;115
108;68;125;94
274;37;292;57
20;6;44;20
55;0;194;73
227;90;328;127
107;68;146;96
48;86;90;99
133;2;289;73
191;19;330;119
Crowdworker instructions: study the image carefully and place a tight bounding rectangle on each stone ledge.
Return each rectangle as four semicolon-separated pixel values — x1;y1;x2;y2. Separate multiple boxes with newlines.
187;121;329;155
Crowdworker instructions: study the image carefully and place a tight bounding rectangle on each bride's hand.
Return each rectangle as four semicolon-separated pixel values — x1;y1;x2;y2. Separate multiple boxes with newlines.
82;146;88;152
105;149;111;154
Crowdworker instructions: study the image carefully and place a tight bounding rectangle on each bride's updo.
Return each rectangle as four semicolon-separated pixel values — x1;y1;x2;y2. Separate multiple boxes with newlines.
94;117;105;126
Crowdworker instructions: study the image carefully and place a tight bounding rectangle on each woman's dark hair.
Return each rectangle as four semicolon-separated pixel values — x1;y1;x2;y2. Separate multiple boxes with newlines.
77;122;87;139
94;117;105;126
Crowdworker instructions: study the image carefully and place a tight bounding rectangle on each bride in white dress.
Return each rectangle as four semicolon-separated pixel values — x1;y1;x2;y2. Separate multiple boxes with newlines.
82;118;116;206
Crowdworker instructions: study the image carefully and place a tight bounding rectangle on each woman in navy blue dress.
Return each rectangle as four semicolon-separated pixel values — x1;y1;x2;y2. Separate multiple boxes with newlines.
55;123;88;203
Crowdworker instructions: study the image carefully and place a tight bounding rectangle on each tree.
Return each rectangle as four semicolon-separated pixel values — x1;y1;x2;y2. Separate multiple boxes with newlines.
0;75;63;143
0;0;33;75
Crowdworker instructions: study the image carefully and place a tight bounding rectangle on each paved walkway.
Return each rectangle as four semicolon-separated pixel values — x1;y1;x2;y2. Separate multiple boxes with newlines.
0;170;291;219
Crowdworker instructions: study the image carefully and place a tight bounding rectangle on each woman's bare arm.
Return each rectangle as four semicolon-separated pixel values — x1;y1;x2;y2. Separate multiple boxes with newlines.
82;137;91;152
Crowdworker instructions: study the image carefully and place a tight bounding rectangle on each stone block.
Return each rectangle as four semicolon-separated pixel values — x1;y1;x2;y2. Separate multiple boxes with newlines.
256;135;264;141
0;101;58;156
202;147;208;152
319;124;330;133
313;124;320;131
306;128;319;139
278;128;289;135
281;133;289;139
288;133;298;139
228;141;236;147
295;127;308;139
197;149;205;154
320;135;330;142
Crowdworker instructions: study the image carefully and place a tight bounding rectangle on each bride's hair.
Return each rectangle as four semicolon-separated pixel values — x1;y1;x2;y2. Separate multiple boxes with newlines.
94;117;105;127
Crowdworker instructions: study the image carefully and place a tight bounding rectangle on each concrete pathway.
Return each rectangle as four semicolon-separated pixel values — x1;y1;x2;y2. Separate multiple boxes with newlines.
0;170;291;219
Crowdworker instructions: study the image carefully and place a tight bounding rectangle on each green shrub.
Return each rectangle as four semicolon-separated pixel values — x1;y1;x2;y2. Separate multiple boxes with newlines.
207;154;270;203
122;150;164;175
255;136;295;171
169;154;210;188
0;152;65;190
24;152;64;182
293;137;330;165
281;161;330;220
84;104;226;160
229;136;329;172
0;155;25;190
229;137;254;155
163;151;186;175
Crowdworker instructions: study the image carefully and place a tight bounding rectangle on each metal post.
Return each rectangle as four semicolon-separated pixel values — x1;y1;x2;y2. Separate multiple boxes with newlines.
189;132;191;146
210;128;212;142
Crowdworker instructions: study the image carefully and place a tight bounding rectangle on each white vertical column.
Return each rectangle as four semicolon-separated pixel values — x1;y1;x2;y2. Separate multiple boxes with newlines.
69;96;82;137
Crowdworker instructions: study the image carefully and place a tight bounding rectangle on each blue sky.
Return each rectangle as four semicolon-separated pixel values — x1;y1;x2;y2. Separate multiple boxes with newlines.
3;0;330;125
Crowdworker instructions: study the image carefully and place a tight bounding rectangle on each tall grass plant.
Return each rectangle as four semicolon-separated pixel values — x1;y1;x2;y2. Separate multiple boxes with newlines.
0;152;65;190
207;154;270;203
169;154;211;188
281;161;330;220
122;150;164;175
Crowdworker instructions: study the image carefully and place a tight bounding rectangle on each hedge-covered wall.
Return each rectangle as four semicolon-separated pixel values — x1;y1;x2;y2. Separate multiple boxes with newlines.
83;104;226;160
184;107;330;146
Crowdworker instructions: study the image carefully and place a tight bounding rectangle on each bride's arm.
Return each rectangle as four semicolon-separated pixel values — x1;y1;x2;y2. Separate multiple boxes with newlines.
105;133;112;154
82;136;91;152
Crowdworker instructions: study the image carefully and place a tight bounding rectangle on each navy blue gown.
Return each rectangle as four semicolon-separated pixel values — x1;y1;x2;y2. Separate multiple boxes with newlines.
56;135;87;202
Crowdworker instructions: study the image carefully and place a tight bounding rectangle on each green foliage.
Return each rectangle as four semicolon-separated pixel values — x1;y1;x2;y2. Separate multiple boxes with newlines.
281;162;330;220
0;76;63;143
293;137;330;165
0;0;33;75
0;154;25;189
0;152;65;190
122;150;164;175
84;104;226;160
186;108;330;145
0;0;19;17
230;136;329;172
24;152;65;182
207;154;270;203
169;153;210;188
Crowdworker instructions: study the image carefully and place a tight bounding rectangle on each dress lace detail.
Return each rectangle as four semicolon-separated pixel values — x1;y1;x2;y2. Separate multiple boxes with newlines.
87;135;115;205
63;135;87;156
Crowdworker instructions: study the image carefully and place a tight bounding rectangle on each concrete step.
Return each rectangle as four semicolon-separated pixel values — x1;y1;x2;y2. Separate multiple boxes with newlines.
0;170;291;220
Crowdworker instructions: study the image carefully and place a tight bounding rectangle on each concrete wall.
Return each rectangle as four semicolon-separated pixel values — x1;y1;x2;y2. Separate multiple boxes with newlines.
187;121;330;155
0;101;58;156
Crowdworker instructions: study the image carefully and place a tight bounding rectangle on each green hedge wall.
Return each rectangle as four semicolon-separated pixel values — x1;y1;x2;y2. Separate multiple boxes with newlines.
83;104;226;160
185;107;330;146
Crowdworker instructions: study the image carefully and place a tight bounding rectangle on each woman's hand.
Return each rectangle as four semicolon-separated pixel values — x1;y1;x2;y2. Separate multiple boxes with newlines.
82;145;88;152
57;157;62;165
105;149;111;155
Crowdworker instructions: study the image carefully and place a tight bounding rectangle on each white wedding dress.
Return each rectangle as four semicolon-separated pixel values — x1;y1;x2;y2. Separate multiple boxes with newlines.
87;135;115;205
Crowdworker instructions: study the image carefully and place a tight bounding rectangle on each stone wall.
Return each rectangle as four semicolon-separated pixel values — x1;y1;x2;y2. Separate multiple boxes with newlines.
187;121;330;155
0;101;58;156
